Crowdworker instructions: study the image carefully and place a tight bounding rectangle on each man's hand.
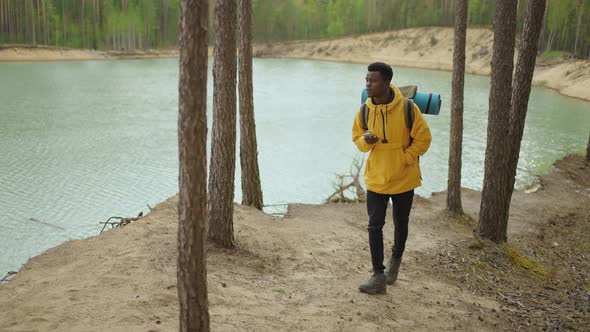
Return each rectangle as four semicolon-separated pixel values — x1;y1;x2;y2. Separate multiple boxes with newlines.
363;131;379;144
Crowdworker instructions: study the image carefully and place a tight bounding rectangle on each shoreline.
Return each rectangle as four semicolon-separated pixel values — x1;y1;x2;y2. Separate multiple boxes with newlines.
251;27;590;102
2;27;589;101
270;53;590;103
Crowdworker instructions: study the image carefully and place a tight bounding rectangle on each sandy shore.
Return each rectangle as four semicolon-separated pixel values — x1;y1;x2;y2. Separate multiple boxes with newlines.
0;45;180;62
253;27;590;102
1;154;588;331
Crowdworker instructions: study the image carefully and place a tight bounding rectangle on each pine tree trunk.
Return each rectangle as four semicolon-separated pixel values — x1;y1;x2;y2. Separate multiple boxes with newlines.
208;0;238;248
30;0;36;45
22;0;26;43
476;0;518;243
17;0;21;43
42;0;47;45
6;0;11;42
62;0;66;44
177;0;210;330
36;0;40;44
91;0;96;49
574;0;584;56
508;0;547;161
447;0;467;215
162;0;168;46
144;4;148;49
238;0;263;210
9;0;13;41
538;0;549;51
1;0;4;41
1;0;5;42
81;0;85;48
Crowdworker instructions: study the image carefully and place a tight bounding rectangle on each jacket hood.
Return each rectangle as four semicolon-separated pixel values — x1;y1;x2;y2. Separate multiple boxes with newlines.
366;84;404;110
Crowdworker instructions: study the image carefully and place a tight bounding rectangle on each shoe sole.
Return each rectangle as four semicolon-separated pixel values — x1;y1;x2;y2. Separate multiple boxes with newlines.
359;287;386;295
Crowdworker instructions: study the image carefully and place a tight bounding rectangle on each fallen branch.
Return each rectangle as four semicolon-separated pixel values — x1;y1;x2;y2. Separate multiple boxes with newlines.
325;156;366;203
0;271;17;284
99;211;143;235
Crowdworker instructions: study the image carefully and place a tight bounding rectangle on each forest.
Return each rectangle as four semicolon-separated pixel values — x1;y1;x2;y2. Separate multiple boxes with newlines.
0;0;589;58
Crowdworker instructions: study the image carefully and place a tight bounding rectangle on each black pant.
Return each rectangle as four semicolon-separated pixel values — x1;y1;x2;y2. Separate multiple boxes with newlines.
367;189;414;273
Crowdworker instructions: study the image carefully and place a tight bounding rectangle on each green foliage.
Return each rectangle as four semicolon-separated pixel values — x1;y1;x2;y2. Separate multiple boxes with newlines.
0;0;588;57
0;0;180;50
541;50;567;58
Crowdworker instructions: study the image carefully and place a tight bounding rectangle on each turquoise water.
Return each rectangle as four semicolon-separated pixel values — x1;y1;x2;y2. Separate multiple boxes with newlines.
0;58;589;276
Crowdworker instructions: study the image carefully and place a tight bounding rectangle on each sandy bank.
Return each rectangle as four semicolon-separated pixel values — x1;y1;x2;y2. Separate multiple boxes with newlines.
253;27;590;102
0;154;588;331
0;45;180;62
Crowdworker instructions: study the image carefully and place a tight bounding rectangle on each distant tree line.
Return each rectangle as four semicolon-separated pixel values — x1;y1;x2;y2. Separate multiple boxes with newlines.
1;0;588;58
0;0;180;50
251;0;589;58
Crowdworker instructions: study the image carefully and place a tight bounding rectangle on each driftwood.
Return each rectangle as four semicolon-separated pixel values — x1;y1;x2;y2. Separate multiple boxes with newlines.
99;211;144;235
325;157;366;203
0;271;17;284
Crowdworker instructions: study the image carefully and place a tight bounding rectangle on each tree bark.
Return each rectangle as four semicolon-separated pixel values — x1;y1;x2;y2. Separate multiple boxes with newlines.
446;0;467;215
238;0;264;210
177;0;210;330
476;0;518;243
208;0;238;248
508;0;547;159
487;0;547;235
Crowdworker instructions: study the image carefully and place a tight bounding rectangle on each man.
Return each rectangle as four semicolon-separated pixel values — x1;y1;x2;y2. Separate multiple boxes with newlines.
352;62;432;295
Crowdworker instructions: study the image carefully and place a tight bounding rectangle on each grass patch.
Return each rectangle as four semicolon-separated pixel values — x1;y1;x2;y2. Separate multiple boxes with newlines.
272;288;286;294
474;259;493;271
501;244;547;280
541;50;566;58
436;210;476;226
574;242;590;253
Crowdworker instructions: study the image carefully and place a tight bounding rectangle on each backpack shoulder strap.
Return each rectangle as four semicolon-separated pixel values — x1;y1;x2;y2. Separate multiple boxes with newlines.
404;98;415;131
360;104;369;131
404;98;415;144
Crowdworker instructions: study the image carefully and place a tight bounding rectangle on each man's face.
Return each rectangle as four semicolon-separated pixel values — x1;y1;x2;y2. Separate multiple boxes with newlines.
365;71;389;98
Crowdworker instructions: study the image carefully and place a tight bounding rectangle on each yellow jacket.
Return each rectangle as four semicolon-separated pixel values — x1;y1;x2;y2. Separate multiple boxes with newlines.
352;85;432;195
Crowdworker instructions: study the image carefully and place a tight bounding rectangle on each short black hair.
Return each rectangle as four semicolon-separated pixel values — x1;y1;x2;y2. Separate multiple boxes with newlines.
368;62;393;82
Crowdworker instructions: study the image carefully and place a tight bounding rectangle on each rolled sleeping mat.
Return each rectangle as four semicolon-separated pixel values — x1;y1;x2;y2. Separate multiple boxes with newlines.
413;91;441;115
360;87;441;115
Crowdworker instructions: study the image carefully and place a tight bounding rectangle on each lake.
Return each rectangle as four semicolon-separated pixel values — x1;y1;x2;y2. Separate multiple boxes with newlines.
1;58;589;276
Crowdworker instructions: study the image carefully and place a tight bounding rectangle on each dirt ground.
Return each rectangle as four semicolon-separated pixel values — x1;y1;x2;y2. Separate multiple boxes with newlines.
0;154;588;331
253;27;590;102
